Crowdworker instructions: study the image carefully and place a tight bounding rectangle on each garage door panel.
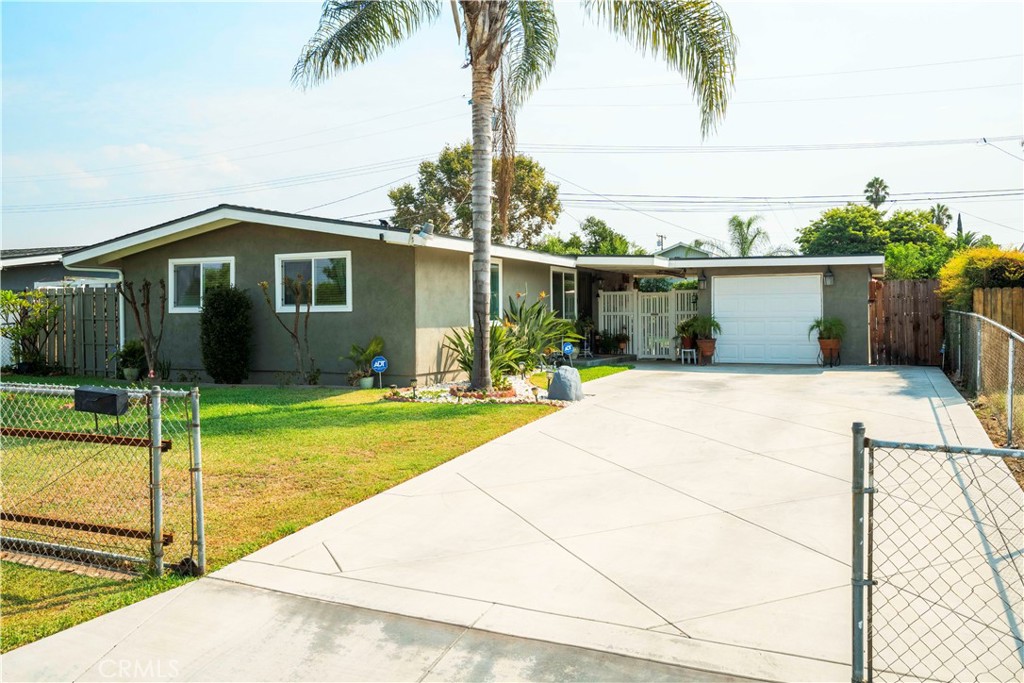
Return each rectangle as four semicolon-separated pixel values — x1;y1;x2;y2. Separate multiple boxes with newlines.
712;275;822;365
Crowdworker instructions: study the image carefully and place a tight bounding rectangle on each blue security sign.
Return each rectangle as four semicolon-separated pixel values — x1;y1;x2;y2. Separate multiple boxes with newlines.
561;342;575;355
371;356;389;373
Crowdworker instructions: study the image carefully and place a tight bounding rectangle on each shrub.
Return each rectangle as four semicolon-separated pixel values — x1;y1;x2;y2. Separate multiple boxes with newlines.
345;335;385;374
200;286;253;383
114;339;147;372
502;296;581;369
0;289;60;370
444;324;529;387
937;247;1024;311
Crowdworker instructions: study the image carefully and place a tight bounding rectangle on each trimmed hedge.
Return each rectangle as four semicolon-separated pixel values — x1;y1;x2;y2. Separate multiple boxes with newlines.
937;247;1024;311
200;286;253;383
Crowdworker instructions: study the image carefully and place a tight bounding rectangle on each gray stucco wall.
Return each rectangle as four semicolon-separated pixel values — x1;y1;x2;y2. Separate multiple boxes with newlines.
501;258;551;312
414;248;468;383
110;221;417;385
693;264;871;364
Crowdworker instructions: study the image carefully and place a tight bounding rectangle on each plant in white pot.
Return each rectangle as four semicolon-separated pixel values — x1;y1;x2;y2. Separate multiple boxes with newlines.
345;335;385;389
114;339;147;382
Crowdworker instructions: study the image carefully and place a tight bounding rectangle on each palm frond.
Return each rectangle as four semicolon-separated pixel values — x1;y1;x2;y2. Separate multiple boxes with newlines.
293;1;441;88
503;1;560;106
582;0;737;137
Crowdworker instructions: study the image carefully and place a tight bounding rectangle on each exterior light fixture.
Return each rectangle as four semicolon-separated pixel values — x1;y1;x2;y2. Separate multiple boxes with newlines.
824;267;835;286
531;386;540;402
595;277;605;290
409;377;418;399
697;271;707;290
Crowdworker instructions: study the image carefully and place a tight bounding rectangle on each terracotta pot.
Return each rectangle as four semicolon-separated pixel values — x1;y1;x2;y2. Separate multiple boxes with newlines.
618;342;627;351
819;338;841;362
696;338;716;362
681;335;696;350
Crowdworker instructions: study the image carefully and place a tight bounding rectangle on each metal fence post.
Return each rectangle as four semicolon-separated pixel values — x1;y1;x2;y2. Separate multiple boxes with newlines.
976;320;983;395
150;385;163;577
1007;336;1015;447
190;388;206;574
852;421;868;683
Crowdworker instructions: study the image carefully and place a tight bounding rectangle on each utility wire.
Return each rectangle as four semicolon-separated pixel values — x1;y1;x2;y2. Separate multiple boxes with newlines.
532;82;1023;108
295;173;418;214
543;53;1024;92
982;138;1024;162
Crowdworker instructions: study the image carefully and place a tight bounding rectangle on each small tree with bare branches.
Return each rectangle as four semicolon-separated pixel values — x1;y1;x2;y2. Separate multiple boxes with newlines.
116;279;167;379
258;275;318;384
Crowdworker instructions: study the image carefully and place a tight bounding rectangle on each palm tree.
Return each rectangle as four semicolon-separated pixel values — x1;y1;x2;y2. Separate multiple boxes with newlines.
864;177;889;208
294;1;738;389
702;215;794;256
930;203;951;228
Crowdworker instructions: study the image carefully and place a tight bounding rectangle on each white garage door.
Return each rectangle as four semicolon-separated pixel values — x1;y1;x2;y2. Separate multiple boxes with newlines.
712;275;822;364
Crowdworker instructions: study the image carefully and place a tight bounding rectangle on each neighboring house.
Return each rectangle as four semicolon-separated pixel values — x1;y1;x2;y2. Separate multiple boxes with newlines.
0;247;117;292
654;240;712;259
63;205;578;385
61;204;883;383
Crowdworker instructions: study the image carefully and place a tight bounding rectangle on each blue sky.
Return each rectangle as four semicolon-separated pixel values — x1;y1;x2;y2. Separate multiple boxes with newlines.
3;1;1022;251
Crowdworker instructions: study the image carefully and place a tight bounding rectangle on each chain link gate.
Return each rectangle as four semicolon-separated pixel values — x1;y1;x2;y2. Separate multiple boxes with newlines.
852;423;1024;682
0;383;205;576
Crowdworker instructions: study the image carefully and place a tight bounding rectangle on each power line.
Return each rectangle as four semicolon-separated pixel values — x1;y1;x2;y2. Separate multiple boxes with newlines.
521;135;1022;155
532;82;1022;108
982;138;1024;162
296;173;418;214
543;53;1024;92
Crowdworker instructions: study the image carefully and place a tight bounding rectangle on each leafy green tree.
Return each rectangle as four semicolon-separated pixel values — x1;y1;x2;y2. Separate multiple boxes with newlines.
883;242;952;280
796;205;889;255
293;0;738;390
536;216;645;255
885;209;948;247
389;142;561;247
864;177;889;208
930;203;952;229
0;290;60;370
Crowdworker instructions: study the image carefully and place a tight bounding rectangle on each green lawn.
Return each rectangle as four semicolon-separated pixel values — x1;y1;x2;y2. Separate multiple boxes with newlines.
529;364;634;389
1;377;560;652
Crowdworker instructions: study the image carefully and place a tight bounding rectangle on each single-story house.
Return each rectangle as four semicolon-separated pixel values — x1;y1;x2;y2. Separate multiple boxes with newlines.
61;203;883;384
655;240;711;259
0;247;117;292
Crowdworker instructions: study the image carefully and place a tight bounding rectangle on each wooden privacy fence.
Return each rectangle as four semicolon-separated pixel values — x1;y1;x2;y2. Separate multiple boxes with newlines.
972;287;1024;335
869;279;943;366
42;285;120;377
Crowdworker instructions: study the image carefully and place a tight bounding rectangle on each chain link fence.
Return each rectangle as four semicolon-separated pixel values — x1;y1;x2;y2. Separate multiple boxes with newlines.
852;424;1024;682
945;311;1024;447
0;382;205;576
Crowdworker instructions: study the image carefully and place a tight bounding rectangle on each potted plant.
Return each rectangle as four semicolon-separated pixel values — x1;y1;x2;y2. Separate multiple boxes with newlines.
675;319;696;351
688;315;722;363
613;331;630;353
344;335;385;389
809;317;846;365
114;339;147;381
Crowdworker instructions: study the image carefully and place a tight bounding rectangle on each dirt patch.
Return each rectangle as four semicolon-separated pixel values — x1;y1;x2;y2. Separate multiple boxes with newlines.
954;389;1024;493
0;550;133;581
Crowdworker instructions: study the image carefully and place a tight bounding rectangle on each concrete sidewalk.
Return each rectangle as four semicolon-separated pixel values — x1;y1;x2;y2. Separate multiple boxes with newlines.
2;365;996;681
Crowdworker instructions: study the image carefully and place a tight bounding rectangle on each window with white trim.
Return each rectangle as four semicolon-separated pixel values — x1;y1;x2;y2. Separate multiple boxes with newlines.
274;251;352;313
551;267;577;320
489;259;502;321
168;257;234;313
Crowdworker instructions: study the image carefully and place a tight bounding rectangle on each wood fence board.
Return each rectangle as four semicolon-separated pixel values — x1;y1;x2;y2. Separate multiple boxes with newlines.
973;286;1024;336
869;279;943;366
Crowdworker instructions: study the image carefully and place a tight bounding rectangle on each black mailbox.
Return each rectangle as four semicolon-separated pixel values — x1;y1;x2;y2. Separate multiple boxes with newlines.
74;386;129;416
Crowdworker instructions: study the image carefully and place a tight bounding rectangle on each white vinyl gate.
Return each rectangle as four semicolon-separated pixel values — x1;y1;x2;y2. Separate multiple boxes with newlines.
597;289;698;359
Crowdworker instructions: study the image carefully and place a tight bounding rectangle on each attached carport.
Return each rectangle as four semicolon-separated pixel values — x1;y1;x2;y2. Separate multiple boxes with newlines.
579;254;884;365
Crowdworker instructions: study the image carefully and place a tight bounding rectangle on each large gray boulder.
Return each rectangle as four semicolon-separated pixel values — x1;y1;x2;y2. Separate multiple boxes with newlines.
547;366;584;401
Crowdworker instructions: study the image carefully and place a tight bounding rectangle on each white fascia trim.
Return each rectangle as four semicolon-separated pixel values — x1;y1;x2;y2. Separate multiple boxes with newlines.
168;256;236;314
63;205;577;269
0;254;64;268
274;250;353;314
578;255;884;269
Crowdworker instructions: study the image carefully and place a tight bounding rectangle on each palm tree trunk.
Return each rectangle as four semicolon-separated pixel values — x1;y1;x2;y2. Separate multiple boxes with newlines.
470;63;494;391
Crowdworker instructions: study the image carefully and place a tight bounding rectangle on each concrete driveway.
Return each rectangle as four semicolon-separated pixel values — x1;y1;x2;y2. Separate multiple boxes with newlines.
3;365;993;681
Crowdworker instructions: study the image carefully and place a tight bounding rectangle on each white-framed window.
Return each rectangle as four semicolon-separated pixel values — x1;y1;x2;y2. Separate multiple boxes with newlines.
274;251;352;313
168;257;235;313
550;267;577;320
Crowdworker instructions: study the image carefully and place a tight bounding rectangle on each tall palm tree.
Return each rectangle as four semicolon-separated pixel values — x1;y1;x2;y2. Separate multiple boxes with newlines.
864;176;889;208
724;214;794;256
294;1;738;389
930;202;951;228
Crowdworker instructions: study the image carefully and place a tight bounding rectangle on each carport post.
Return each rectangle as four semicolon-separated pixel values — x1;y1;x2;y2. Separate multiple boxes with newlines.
1007;337;1015;447
851;422;868;683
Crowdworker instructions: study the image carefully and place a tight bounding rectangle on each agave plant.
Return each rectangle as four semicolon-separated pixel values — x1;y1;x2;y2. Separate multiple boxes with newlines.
503;295;581;368
444;324;529;387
